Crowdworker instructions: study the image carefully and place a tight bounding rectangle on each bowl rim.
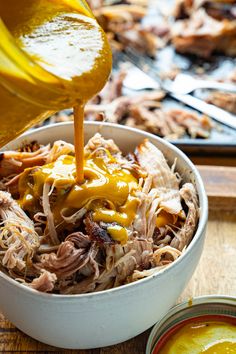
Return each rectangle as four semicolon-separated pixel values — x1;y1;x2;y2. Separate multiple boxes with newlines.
0;121;208;299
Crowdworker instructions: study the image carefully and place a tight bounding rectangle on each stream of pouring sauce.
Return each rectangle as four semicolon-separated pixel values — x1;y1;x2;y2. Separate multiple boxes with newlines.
0;0;112;182
73;105;85;183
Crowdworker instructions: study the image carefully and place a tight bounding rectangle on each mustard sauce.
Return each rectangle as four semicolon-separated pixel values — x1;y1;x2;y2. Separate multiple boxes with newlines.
155;316;236;354
18;151;140;243
156;210;177;228
107;225;128;246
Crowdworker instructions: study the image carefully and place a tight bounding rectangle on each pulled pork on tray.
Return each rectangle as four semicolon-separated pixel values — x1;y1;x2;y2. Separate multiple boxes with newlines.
50;69;213;139
0;134;199;294
172;0;236;57
206;69;236;114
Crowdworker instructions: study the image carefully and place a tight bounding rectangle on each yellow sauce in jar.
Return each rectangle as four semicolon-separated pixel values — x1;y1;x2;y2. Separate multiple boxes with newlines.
154;316;236;354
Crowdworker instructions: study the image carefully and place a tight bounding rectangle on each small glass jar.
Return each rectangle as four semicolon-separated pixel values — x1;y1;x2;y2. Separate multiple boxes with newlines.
146;296;236;354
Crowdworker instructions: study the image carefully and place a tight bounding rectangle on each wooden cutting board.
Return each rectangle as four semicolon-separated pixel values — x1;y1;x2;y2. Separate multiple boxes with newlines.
0;165;236;354
197;165;236;211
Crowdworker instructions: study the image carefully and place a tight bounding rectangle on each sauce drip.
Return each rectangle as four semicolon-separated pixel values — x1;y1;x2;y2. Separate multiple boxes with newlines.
154;316;236;354
0;0;112;180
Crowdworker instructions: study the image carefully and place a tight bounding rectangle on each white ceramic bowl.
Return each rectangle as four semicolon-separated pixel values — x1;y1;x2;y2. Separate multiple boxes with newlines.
0;122;208;349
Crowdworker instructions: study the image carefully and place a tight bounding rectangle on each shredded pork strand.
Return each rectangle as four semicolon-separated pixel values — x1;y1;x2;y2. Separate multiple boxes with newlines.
42;183;60;245
135;139;183;216
29;270;57;292
0;191;39;272
170;183;199;251
0;145;50;178
0;135;199;293
36;233;97;279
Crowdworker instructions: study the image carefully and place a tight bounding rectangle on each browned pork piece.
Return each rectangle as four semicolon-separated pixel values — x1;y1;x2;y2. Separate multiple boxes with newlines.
172;0;236;57
174;0;236;19
90;2;160;57
166;109;212;138
206;92;236;114
0;135;199;294
205;70;236;114
117;26;158;57
127;106;212;139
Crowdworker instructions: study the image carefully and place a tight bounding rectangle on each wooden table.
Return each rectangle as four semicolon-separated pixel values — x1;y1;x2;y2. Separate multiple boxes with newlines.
1;165;236;354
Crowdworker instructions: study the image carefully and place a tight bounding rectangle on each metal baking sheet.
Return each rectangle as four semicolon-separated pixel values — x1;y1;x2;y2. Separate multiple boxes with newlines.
45;0;236;155
116;0;236;154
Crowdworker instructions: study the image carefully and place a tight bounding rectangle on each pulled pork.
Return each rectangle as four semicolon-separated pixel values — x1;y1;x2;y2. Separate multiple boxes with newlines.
0;135;199;294
172;1;236;57
86;0;171;56
91;1;161;57
0;191;39;272
206;92;236;115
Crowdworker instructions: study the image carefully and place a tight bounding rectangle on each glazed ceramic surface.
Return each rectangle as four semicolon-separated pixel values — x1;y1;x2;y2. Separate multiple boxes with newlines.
0;122;208;349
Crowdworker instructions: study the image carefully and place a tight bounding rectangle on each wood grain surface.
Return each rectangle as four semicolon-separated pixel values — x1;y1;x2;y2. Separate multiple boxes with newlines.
0;167;236;354
198;165;236;211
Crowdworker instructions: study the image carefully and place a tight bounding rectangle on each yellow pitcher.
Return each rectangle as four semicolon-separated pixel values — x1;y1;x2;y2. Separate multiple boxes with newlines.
0;0;112;147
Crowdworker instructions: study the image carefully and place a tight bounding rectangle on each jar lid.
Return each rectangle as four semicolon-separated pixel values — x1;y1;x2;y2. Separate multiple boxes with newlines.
146;295;236;354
